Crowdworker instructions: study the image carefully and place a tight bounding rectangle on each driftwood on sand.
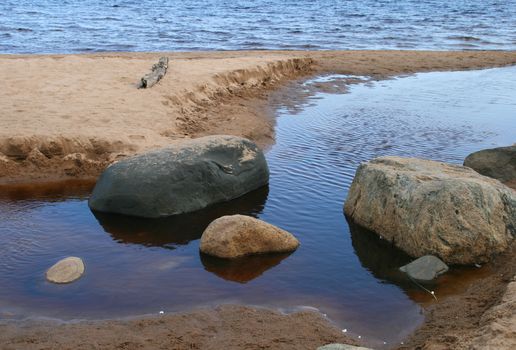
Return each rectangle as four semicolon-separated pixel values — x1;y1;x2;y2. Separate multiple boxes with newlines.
138;57;169;88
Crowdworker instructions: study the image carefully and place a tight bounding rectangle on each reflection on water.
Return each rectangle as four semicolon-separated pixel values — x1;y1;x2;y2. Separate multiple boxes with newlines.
0;179;94;201
1;66;515;348
348;218;412;285
93;186;268;249
200;252;292;283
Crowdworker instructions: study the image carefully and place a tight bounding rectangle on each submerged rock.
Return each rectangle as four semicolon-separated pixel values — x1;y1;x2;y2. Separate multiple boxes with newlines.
46;257;85;284
88;135;269;218
400;255;449;282
200;215;299;258
464;145;516;189
317;344;372;350
344;156;516;264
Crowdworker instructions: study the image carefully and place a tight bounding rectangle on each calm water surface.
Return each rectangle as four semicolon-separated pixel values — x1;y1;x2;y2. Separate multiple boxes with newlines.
1;0;516;53
0;67;515;348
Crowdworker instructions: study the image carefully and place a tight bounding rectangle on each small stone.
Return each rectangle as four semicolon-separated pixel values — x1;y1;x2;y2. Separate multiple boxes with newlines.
46;257;85;284
317;344;372;350
400;255;448;282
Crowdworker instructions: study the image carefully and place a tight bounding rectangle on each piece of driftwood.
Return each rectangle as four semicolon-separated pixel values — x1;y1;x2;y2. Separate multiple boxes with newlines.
138;57;169;88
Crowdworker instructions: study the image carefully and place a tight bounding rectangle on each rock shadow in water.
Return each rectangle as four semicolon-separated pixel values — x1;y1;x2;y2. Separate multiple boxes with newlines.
347;215;414;286
200;251;293;283
91;186;269;249
348;215;494;303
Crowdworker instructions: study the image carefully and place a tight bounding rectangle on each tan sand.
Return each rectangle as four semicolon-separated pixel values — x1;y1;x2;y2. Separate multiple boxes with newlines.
0;50;515;349
1;50;516;184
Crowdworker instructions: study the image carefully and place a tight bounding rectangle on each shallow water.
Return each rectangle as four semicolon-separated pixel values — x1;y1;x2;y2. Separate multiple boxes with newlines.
1;67;515;348
1;0;516;53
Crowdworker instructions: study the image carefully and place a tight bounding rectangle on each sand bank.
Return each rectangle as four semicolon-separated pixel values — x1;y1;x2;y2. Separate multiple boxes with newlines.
1;50;516;184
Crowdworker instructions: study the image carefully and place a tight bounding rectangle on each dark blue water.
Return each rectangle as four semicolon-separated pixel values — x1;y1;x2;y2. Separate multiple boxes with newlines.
1;0;516;54
0;67;515;348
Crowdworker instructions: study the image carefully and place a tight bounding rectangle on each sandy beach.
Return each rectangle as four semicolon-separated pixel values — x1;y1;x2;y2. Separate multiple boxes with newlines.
1;50;515;349
1;50;516;184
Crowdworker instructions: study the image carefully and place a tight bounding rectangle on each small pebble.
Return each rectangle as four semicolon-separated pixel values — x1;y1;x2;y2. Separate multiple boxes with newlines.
342;329;347;333
159;310;164;314
46;257;85;284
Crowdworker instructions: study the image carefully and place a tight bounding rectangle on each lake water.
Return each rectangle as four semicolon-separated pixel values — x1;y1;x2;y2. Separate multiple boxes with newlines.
0;67;515;348
1;0;516;54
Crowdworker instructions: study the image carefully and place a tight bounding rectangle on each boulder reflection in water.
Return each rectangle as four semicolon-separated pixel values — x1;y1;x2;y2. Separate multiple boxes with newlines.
91;186;269;249
347;216;413;285
200;252;293;283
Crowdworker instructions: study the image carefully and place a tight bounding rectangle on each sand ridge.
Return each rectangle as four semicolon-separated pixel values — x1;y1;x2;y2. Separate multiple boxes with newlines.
0;53;313;183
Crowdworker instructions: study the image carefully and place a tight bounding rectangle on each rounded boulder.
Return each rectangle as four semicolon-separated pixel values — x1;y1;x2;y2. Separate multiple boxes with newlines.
200;215;299;258
344;156;516;264
464;145;516;189
88;135;269;218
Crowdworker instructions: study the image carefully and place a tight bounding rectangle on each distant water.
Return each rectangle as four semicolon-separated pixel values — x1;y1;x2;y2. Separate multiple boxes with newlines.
1;0;516;54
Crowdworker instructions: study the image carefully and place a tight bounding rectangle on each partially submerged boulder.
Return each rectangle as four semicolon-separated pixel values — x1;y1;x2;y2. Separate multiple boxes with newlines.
89;135;269;218
200;215;299;258
344;156;516;264
464;145;516;189
400;255;449;282
46;257;85;284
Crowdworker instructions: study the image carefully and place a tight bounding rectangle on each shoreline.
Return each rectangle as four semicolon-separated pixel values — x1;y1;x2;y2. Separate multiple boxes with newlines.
0;50;515;349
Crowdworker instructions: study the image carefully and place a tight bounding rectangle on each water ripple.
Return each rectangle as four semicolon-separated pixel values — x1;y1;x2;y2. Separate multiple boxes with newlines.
0;0;515;53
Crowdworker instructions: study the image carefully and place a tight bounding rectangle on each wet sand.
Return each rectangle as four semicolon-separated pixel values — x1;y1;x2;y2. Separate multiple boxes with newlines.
399;242;516;350
0;50;515;349
0;305;360;350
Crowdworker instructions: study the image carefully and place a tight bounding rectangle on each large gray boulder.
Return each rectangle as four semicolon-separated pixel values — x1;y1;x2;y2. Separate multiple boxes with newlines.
89;135;269;218
200;215;299;258
464;145;516;189
344;156;516;265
